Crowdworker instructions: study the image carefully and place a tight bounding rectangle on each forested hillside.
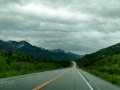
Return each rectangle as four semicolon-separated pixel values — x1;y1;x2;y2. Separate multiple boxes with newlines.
80;43;120;62
0;50;70;78
76;49;120;86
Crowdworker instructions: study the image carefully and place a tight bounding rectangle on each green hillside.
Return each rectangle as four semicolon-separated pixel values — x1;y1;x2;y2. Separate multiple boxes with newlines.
0;50;70;78
76;48;120;86
80;43;120;62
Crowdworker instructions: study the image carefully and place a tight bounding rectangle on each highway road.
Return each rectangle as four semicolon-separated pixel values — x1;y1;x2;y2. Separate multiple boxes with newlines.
0;61;120;90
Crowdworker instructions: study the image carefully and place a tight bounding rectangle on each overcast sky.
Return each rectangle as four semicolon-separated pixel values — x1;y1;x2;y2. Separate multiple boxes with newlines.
0;0;120;55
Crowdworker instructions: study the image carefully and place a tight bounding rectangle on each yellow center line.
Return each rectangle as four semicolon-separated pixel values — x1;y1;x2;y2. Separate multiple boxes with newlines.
32;69;70;90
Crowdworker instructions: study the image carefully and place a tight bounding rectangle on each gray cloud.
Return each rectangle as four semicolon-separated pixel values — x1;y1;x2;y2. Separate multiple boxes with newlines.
0;0;120;54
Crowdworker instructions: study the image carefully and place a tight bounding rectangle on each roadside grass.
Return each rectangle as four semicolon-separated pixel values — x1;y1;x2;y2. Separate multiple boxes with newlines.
76;53;120;86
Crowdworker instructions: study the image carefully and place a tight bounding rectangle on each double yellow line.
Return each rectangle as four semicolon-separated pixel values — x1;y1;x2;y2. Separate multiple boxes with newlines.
32;69;70;90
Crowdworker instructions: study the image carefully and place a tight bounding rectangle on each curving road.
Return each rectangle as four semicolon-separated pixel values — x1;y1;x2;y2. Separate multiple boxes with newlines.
0;61;120;90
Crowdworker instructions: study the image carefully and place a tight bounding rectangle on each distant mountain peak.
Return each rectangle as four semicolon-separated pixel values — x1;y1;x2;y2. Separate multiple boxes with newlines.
48;49;65;53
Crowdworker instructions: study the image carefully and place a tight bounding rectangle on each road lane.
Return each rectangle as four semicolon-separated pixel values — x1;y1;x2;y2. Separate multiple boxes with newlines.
0;61;120;90
32;69;70;90
39;66;92;90
0;68;70;90
78;69;120;90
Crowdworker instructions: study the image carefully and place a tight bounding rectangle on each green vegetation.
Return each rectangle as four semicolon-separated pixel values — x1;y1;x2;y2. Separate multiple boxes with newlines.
0;50;70;78
80;43;120;63
76;51;120;86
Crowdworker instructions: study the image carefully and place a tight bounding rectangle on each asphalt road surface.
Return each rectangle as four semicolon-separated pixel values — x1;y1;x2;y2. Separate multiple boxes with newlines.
0;61;120;90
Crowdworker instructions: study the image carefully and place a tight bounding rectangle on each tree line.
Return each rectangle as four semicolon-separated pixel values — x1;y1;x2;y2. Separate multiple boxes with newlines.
0;50;70;78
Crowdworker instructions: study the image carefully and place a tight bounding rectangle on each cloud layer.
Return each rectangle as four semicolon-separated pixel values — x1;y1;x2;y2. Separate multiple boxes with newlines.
0;0;120;54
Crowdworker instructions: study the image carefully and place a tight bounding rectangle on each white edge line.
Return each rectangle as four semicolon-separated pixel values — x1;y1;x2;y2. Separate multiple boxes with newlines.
78;70;94;90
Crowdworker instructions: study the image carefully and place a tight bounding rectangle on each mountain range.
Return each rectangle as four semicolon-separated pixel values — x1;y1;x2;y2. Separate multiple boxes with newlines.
0;40;83;61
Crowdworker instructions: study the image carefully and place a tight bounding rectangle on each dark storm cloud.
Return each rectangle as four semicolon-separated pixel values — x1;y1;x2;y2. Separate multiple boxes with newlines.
0;0;29;6
0;0;120;54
